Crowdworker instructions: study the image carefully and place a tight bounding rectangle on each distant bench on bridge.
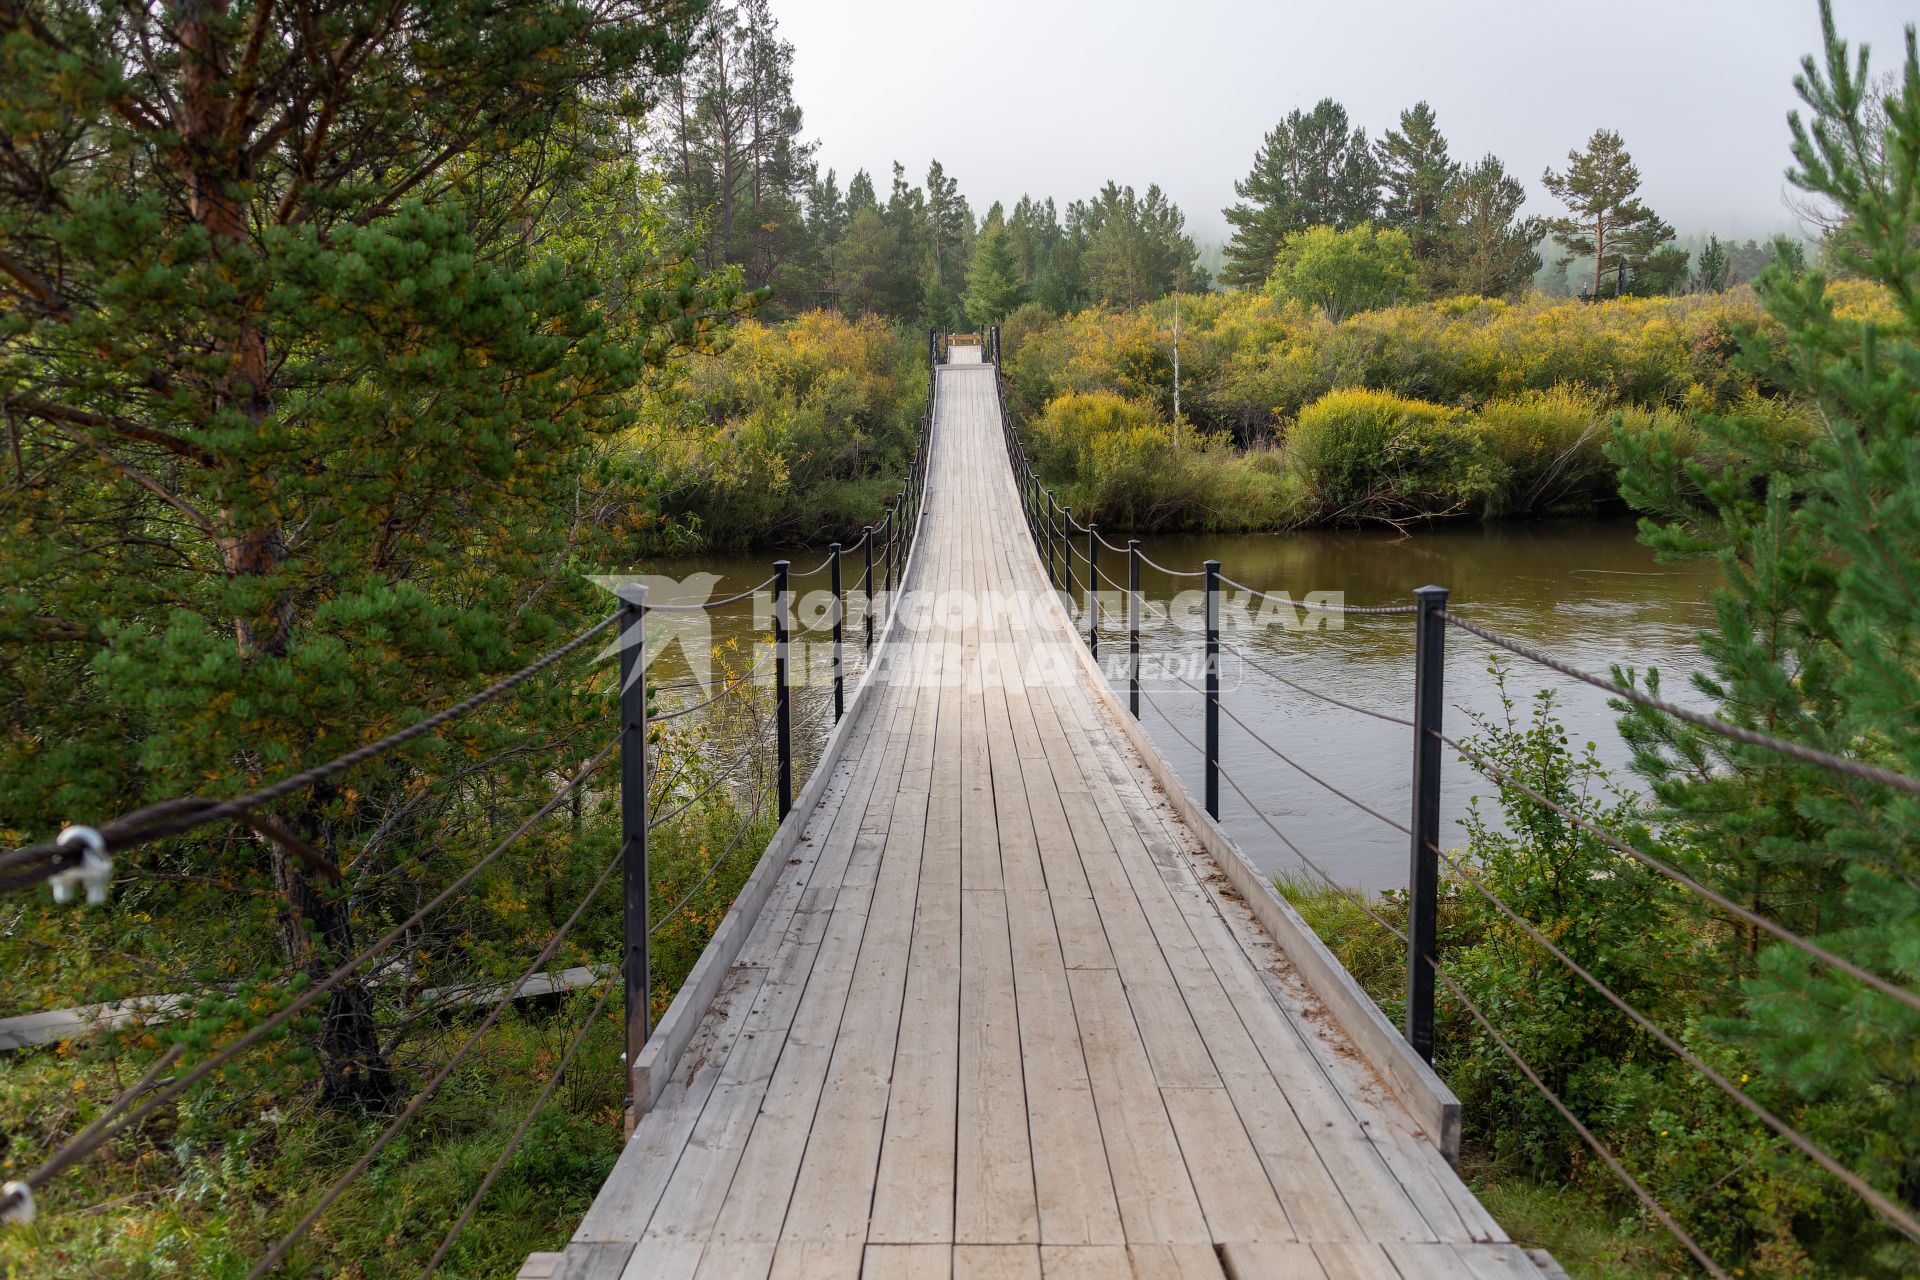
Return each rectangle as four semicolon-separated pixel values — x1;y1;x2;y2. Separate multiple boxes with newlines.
523;344;1561;1280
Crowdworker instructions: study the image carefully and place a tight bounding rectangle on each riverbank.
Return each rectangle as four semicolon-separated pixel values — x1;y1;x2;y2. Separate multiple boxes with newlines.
996;285;1893;532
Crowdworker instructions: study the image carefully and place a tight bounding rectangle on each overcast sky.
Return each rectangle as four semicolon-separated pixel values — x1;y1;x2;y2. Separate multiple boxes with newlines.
775;0;1915;247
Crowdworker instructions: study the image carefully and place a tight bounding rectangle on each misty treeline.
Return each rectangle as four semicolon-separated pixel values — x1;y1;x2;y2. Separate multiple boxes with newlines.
651;0;1204;326
654;2;1795;331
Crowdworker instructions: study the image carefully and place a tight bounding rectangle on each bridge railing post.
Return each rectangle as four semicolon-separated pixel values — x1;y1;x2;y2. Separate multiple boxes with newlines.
884;505;897;601
862;526;874;657
1204;560;1221;821
1046;493;1058;591
1128;539;1141;718
774;560;792;819
1086;524;1099;656
616;582;650;1098
1407;585;1449;1062
1061;506;1074;601
829;543;844;724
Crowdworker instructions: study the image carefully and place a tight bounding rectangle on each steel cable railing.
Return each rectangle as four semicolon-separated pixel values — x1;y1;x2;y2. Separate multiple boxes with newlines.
1439;609;1920;797
981;323;1920;1269
0;329;944;1262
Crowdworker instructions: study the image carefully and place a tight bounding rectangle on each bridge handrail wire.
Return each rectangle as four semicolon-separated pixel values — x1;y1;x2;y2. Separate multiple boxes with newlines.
1439;610;1920;796
1436;728;1920;1016
1219;572;1418;615
1217;641;1413;728
1427;833;1920;1243
242;842;626;1279
984;329;1920;1265
419;965;621;1279
1423;952;1730;1279
1163;667;1411;838
0;737;618;1224
0;612;622;893
651;782;773;941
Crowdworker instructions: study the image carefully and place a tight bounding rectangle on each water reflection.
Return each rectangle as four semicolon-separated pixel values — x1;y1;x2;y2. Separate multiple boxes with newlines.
644;520;1724;892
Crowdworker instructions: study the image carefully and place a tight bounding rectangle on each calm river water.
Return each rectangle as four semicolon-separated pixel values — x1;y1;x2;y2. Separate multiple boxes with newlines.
645;520;1722;891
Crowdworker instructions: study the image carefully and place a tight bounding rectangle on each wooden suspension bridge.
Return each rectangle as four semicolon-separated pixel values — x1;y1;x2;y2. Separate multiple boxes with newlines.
518;345;1559;1280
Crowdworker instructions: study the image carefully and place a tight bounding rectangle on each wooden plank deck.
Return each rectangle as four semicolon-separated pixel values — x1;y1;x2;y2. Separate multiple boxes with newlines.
546;349;1538;1280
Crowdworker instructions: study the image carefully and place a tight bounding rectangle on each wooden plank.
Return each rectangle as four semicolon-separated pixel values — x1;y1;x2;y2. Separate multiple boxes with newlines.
555;1242;634;1280
767;1241;864;1279
1124;1245;1229;1280
1035;1246;1134;1280
1158;1087;1294;1245
1216;1242;1330;1279
1065;968;1210;1244
867;680;965;1244
863;1243;954;1280
954;1244;1044;1280
1311;1242;1401;1280
955;887;1041;1243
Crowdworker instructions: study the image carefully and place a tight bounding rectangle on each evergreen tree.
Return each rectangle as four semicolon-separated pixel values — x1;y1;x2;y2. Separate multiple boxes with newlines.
965;210;1027;325
1430;156;1544;299
0;0;730;1107
1608;8;1920;1266
1078;183;1206;307
1694;233;1732;292
1541;128;1675;298
653;0;814;303
1222;99;1380;287
1377;102;1459;264
926;159;976;317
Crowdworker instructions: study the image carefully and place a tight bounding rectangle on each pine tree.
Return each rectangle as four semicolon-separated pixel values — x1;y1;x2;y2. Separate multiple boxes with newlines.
1222;99;1381;287
653;0;814;302
0;0;730;1108
1694;233;1732;292
1430;156;1544;299
1607;7;1920;1265
965;210;1026;326
1541;129;1675;297
1377;102;1459;264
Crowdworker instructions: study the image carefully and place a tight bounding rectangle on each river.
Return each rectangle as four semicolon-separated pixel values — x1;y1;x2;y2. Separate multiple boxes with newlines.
641;519;1722;891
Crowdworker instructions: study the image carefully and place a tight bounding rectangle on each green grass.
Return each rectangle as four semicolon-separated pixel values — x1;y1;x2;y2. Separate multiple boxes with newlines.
1276;872;1680;1280
0;794;775;1280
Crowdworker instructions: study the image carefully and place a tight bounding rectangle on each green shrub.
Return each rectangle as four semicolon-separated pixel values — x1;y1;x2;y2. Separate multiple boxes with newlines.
1285;388;1501;522
1472;385;1618;517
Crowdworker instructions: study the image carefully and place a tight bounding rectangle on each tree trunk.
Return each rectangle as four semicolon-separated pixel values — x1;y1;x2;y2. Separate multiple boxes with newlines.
178;0;395;1110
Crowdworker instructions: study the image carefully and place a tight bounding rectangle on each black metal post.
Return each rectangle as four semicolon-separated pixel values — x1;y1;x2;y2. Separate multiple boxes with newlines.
1407;585;1449;1062
1061;506;1074;598
1086;524;1099;656
885;506;896;599
774;560;793;818
862;525;874;656
1204;560;1221;821
830;543;844;724
1128;539;1142;718
1046;493;1058;590
616;583;650;1083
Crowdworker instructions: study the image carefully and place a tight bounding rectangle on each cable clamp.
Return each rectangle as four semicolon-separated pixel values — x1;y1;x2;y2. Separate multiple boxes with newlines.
0;1181;33;1226
51;825;111;905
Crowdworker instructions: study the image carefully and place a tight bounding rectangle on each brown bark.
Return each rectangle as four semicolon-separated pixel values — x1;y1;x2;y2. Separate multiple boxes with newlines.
177;0;395;1110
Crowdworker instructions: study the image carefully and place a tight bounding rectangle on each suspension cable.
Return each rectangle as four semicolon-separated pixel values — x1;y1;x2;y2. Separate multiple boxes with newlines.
650;783;772;939
1217;572;1418;615
416;968;619;1280
1218;640;1413;728
1431;839;1920;1243
1440;610;1920;796
1135;683;1406;945
1425;955;1730;1279
244;843;624;1279
0;738;619;1222
0;613;621;891
1438;729;1920;1017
